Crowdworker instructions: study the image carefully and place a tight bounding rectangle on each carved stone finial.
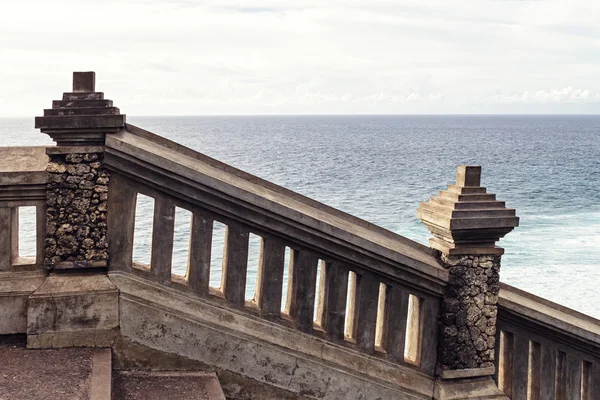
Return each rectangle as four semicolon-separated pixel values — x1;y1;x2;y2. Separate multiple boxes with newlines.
416;165;519;255
34;71;125;146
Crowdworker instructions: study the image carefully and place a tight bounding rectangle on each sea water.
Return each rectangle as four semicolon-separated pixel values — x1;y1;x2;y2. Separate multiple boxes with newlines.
1;115;598;317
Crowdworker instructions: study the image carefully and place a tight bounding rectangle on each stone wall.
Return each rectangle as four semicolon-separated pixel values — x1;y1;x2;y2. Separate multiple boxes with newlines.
45;153;109;269
438;254;501;371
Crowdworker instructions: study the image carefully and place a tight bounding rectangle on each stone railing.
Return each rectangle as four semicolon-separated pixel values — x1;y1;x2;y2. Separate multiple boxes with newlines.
495;283;600;399
104;123;447;377
0;147;47;271
0;146;48;335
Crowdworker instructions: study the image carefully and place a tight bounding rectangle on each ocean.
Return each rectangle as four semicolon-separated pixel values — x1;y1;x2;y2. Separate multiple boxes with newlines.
2;115;599;317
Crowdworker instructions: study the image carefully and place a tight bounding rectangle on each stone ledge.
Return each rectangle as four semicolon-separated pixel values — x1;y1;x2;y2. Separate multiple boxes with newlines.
110;271;434;400
0;271;46;335
54;260;107;270
27;273;119;342
429;238;505;256
434;377;507;400
35;115;125;131
27;328;119;349
46;145;106;155
436;366;495;380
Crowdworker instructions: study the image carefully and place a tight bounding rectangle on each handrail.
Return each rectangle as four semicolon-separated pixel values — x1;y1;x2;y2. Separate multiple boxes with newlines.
495;283;600;398
104;124;447;376
106;124;448;291
0;146;47;271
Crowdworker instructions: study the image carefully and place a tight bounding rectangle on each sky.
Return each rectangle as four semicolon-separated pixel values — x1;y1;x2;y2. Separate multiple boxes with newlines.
1;0;599;116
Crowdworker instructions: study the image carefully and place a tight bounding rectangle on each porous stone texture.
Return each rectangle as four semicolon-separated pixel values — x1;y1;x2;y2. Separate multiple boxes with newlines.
438;254;501;371
44;153;109;268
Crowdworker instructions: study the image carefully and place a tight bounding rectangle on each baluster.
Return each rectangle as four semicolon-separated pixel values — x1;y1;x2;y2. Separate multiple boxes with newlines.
10;207;18;263
592;363;600;400
188;213;213;295
315;260;327;327
287;249;319;333
255;237;285;318
498;330;515;397
0;207;14;270
353;273;379;353
566;354;582;400
528;341;541;400
35;204;46;266
419;296;439;375
385;285;410;363
540;344;556;400
581;361;593;400
323;261;349;341
150;195;176;284
221;224;249;306
107;174;137;272
556;351;567;400
513;336;529;400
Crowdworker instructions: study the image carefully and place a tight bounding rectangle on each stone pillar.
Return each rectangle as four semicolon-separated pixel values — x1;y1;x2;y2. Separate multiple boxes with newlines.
417;165;519;399
35;71;124;270
26;72;125;348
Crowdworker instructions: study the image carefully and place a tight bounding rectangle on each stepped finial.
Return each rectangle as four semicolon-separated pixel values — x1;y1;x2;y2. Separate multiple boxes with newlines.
417;165;519;255
34;71;125;146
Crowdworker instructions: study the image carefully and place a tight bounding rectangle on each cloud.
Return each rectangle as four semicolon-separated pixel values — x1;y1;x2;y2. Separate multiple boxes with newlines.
492;87;599;104
0;0;599;115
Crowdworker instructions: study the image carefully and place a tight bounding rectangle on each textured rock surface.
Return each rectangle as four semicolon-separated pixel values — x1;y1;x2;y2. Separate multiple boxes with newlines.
45;153;109;268
438;254;501;371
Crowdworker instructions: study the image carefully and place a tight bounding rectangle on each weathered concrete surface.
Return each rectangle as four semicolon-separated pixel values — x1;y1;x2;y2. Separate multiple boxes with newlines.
0;147;47;206
434;377;508;400
499;282;600;344
0;341;95;400
495;283;600;398
112;337;314;400
0;271;45;334
110;271;434;400
112;371;225;400
0;147;48;185
27;272;119;348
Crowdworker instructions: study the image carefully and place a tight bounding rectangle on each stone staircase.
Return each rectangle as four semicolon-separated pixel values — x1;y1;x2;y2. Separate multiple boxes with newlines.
0;338;226;400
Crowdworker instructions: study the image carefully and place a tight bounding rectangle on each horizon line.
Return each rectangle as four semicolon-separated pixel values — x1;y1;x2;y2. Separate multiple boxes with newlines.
1;113;600;119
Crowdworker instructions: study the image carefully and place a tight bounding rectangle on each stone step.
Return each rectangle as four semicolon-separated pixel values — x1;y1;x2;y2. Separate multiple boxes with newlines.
0;340;112;400
112;371;226;400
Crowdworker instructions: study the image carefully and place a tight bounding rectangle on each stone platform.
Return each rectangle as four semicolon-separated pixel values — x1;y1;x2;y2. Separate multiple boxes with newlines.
0;339;98;400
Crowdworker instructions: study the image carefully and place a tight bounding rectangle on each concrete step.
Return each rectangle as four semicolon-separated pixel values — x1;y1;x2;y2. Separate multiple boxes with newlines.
0;340;111;400
112;371;226;400
0;337;224;400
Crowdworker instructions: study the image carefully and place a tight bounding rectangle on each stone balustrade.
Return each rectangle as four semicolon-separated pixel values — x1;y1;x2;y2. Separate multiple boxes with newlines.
0;147;47;272
495;283;600;400
104;124;445;378
2;72;600;399
0;147;47;335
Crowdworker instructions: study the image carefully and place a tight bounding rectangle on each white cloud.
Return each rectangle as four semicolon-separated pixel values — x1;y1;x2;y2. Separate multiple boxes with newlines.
0;0;599;115
493;87;598;104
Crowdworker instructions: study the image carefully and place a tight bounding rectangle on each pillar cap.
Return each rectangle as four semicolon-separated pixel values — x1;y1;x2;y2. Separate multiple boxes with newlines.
416;165;519;255
35;72;126;146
